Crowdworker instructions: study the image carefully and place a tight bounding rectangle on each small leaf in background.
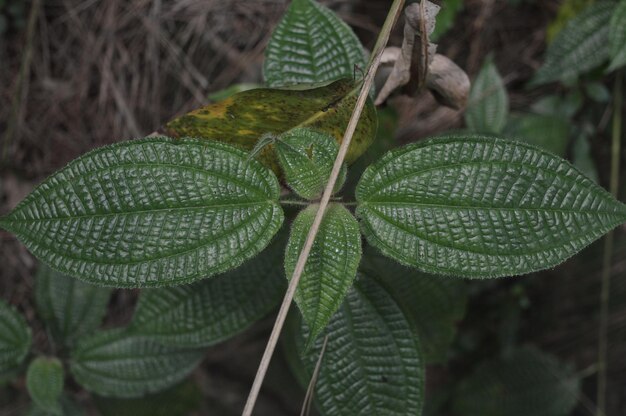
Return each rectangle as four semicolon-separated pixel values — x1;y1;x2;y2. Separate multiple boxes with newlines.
0;299;31;379
530;92;582;118
94;380;202;416
546;0;595;42
164;79;377;174
452;347;580;416
285;204;361;347
531;2;614;86
26;357;64;416
584;81;611;103
572;133;599;183
35;264;112;348
430;0;463;41
504;114;570;156
263;0;366;88
361;248;467;364
27;396;84;416
608;0;626;71
287;276;424;416
276;128;346;200
130;229;288;348
0;138;284;288
70;328;204;398
356;135;626;278
465;57;508;134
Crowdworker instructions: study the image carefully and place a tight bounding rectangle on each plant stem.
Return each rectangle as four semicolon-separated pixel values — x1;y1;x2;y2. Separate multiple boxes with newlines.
597;70;622;416
279;199;311;207
241;1;406;414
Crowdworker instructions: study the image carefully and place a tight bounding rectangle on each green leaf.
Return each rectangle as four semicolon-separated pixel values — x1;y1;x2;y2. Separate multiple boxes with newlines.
504;114;570;156
466;58;509;134
94;380;202;416
452;347;580;416
288;276;424;416
356;135;626;278
360;247;467;364
263;0;366;87
27;396;84;416
130;229;288;348
531;2;614;86
165;79;378;174
0;137;284;288
276;128;346;199
431;0;463;41
35;264;112;348
0;299;31;377
26;357;64;416
285;204;361;346
71;328;203;398
572;133;599;183
608;0;626;71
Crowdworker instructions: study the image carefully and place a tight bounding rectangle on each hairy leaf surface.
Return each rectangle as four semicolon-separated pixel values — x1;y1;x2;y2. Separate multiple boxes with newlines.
466;58;508;134
531;2;614;85
131;230;288;348
276;128;346;199
164;79;377;174
452;347;579;416
285;204;361;346
288;276;424;416
36;264;112;348
608;0;626;71
26;357;64;415
356;135;626;278
0;299;31;377
263;0;366;87
70;328;203;398
0;137;284;288
361;248;467;364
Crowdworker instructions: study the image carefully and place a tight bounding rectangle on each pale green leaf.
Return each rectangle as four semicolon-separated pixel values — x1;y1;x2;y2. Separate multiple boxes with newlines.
608;0;626;71
130;230;287;348
289;276;424;416
466;58;509;134
35;264;112;348
356;135;626;278
70;328;204;398
264;0;366;87
0;137;284;288
531;2;614;85
360;247;467;364
26;357;64;416
285;203;361;346
276;128;346;199
452;347;580;416
504;114;570;156
0;299;31;377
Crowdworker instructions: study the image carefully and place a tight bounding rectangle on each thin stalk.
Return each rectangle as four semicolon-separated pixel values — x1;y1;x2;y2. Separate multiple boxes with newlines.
241;1;406;414
2;0;41;165
300;335;329;416
597;70;622;416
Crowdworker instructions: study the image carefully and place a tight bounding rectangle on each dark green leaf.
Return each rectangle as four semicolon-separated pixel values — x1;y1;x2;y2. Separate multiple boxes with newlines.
130;230;287;348
285;204;361;346
263;0;366;87
361;248;467;364
504;114;570;156
356;135;626;278
0;137;284;288
0;299;31;377
466;57;508;134
572;133;599;183
26;357;64;416
35;264;112;348
531;2;614;85
276;128;346;199
608;0;626;71
70;328;204;398
288;276;424;416
431;0;463;41
452;347;580;416
27;396;84;416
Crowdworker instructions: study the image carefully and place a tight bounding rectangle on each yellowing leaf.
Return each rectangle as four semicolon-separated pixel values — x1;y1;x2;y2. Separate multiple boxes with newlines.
164;79;378;173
